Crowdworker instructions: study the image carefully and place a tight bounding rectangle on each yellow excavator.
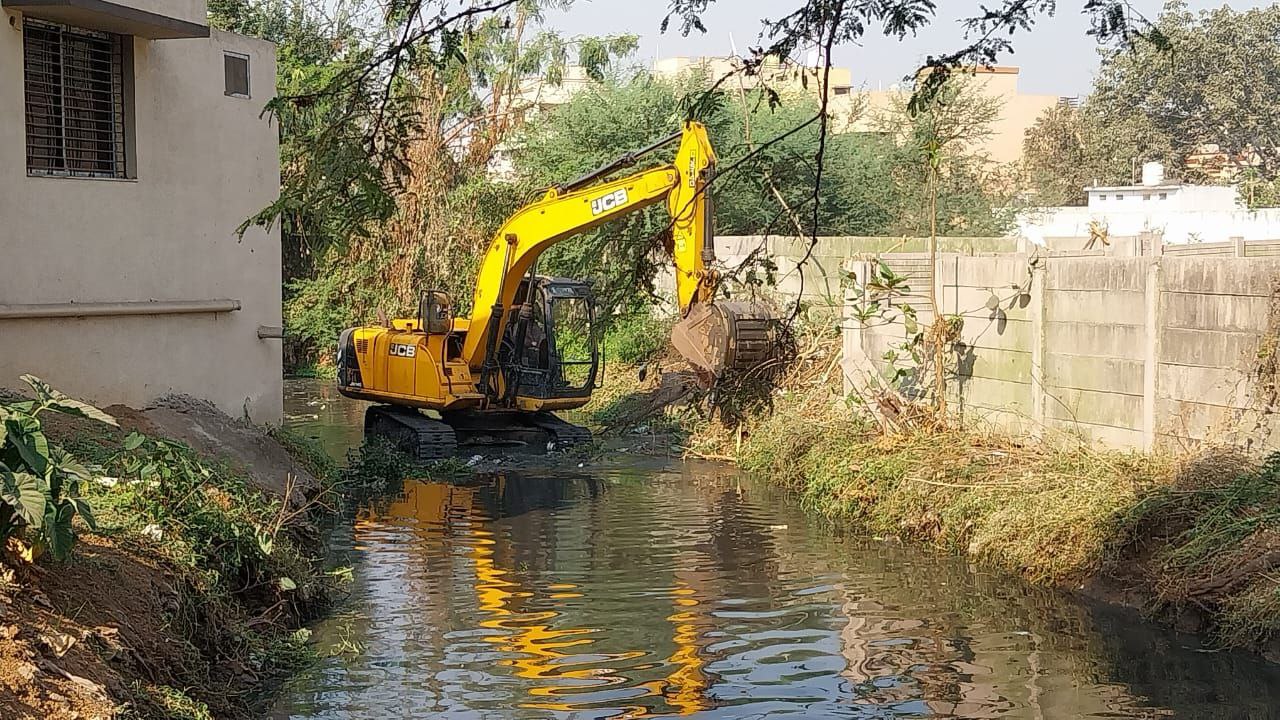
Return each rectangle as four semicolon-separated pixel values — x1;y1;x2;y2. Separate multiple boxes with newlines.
336;121;777;458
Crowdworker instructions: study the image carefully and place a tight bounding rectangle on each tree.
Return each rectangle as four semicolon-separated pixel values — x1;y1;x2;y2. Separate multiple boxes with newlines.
507;72;1011;325
876;76;1012;237
1090;1;1280;183
1023;1;1280;202
1020;104;1092;206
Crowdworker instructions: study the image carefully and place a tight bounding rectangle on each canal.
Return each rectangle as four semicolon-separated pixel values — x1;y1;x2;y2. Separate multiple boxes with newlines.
272;379;1280;719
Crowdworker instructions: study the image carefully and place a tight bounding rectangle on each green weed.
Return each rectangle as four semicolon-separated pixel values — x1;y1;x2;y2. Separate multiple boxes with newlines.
0;375;115;560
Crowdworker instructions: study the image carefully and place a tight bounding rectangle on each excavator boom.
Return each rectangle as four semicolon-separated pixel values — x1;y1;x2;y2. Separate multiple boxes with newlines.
336;121;779;457
464;121;776;381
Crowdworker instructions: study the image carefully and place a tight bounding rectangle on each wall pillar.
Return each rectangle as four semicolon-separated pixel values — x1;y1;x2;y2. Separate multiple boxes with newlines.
1142;258;1162;451
841;259;876;397
1030;256;1047;437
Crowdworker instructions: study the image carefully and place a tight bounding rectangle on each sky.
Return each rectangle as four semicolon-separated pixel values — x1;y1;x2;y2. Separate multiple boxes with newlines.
546;0;1274;97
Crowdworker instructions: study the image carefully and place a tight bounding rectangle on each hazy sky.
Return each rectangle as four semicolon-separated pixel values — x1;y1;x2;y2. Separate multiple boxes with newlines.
547;0;1274;96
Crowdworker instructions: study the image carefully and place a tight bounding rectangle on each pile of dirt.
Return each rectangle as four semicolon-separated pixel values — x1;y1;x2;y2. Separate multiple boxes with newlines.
0;536;186;720
0;392;329;719
145;395;319;502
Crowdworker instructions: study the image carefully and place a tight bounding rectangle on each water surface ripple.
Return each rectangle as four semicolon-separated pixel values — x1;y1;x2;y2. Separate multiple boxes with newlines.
274;380;1280;719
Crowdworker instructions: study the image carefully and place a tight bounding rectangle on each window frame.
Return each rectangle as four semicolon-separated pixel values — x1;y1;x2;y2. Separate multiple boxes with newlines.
22;17;135;180
223;51;251;99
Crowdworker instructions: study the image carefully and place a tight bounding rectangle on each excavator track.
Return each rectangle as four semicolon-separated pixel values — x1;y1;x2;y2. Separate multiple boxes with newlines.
527;412;593;450
441;410;593;454
364;405;458;462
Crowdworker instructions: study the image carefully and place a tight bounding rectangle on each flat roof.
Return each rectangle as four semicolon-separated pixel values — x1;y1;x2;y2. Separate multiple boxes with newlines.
4;0;210;39
1088;184;1183;192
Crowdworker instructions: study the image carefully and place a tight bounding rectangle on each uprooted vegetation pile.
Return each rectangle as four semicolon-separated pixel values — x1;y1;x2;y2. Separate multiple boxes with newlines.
0;383;341;720
594;319;1280;657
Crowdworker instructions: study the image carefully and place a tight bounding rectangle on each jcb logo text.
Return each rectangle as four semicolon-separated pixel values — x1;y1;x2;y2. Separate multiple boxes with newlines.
389;343;416;358
590;188;628;216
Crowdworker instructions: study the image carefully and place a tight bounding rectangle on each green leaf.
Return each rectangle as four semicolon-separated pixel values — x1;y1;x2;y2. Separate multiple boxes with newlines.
44;502;76;561
278;576;298;592
985;292;1001;311
256;528;275;556
123;432;146;451
6;416;50;477
1;471;47;528
47;447;91;489
19;375;118;426
69;498;97;532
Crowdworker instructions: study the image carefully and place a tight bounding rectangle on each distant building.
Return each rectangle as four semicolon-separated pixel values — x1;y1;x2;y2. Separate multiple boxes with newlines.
653;60;1061;166
832;66;1062;165
1017;162;1280;246
653;55;854;97
505;59;1064;172
0;0;283;422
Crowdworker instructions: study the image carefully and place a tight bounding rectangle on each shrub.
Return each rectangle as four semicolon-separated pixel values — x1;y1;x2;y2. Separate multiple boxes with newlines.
603;312;672;365
0;375;113;560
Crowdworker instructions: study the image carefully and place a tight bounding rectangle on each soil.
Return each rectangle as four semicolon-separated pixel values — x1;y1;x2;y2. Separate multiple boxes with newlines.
0;395;325;719
145;395;319;502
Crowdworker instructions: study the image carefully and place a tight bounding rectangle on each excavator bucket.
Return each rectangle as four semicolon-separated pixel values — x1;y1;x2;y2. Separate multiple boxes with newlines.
670;301;779;381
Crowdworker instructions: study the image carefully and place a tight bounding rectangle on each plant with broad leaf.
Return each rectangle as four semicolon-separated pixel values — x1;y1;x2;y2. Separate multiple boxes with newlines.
843;259;965;430
0;375;115;561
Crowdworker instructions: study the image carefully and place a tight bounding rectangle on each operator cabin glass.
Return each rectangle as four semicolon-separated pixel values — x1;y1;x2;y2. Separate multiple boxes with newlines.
552;297;594;391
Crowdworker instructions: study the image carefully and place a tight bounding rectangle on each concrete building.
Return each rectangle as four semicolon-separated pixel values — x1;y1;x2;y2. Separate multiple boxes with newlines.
833;66;1061;165
1017;162;1280;247
0;0;283;423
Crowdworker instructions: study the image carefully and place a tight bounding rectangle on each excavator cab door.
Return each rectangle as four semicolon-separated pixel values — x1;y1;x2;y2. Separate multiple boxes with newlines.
501;277;598;402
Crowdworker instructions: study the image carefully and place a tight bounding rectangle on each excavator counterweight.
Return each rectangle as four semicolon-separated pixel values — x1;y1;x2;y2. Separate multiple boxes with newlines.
336;121;781;457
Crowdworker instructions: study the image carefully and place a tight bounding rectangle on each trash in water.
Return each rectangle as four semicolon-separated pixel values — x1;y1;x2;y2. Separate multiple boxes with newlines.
465;455;484;467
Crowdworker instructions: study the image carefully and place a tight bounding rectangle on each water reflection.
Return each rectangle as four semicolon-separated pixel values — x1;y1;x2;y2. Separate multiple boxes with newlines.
272;464;1280;719
274;380;1280;719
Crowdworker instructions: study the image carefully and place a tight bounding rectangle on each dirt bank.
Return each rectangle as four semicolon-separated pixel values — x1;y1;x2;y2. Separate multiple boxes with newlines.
0;392;333;720
591;336;1280;661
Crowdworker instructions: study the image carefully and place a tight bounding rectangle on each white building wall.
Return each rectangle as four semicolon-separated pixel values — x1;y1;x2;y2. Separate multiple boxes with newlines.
1018;206;1280;246
0;15;283;423
1023;183;1280;246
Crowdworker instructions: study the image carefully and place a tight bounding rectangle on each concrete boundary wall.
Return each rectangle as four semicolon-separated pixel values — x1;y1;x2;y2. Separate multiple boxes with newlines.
842;253;1280;452
657;235;1018;313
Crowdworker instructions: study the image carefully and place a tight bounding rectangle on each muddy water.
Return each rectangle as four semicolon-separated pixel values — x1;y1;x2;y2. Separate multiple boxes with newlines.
274;379;1280;719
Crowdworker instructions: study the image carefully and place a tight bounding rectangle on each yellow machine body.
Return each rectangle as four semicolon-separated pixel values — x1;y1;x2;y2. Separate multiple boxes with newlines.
336;122;777;456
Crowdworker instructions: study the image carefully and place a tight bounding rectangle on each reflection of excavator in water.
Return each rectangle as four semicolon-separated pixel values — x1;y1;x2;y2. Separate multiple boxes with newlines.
379;476;713;716
336;122;778;458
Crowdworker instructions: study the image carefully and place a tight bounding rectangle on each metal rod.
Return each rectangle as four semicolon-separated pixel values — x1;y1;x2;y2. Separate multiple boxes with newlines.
0;299;241;319
560;130;682;193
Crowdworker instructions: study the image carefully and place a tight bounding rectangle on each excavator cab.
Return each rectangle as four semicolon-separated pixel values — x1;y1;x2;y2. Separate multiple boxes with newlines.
499;276;598;404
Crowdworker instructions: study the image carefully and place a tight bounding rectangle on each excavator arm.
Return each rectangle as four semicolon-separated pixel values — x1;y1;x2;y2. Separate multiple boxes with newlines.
463;121;769;381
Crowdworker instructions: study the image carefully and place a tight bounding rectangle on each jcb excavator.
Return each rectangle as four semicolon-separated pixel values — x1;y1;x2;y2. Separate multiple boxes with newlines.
336;121;777;459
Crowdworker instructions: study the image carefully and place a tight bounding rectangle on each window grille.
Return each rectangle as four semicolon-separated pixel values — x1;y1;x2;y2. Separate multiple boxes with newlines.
24;19;128;178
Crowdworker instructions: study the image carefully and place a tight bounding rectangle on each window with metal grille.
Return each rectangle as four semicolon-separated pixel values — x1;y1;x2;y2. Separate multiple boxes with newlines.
23;19;128;179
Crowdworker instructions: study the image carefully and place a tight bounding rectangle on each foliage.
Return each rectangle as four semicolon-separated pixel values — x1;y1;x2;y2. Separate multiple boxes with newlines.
0;376;113;561
510;73;1010;328
96;433;292;590
268;426;339;483
1021;104;1092;206
876;75;1013;238
603;313;674;365
1024;2;1280;204
342;437;471;498
1117;451;1280;646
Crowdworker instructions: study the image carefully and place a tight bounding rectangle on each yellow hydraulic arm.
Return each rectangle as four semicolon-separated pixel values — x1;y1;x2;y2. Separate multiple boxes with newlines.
460;121;721;373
